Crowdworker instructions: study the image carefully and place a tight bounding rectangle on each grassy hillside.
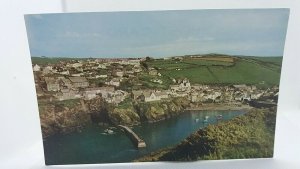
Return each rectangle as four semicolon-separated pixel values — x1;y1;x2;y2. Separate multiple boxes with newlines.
136;108;276;162
147;56;282;87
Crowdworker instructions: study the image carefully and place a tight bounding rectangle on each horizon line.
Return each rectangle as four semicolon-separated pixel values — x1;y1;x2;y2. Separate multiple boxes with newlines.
30;53;284;59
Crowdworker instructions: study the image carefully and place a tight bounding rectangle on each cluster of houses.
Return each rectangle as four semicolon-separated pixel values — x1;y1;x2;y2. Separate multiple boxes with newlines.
130;79;278;104
33;57;278;106
33;58;143;104
41;76;128;104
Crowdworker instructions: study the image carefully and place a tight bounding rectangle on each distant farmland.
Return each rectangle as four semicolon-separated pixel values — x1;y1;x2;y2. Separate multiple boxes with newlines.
147;55;282;87
31;57;88;65
31;54;283;88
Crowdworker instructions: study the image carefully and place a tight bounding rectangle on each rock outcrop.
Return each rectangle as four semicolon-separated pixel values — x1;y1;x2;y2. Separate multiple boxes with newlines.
39;96;108;138
40;97;192;138
134;98;188;123
107;107;141;125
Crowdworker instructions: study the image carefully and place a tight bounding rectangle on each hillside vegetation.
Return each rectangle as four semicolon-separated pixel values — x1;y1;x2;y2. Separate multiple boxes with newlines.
136;107;276;161
146;55;282;87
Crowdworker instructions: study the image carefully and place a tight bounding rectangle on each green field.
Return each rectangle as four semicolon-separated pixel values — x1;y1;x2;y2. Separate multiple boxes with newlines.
147;56;282;86
148;59;193;70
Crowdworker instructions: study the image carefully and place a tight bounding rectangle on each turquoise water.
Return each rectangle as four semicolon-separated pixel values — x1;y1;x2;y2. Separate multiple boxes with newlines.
43;110;245;165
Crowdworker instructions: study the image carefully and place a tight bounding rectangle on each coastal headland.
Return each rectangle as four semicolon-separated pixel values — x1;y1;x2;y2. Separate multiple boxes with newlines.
32;54;280;162
33;54;280;138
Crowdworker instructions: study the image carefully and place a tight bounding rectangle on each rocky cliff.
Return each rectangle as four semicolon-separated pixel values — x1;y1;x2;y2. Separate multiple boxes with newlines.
40;97;192;138
39;97;108;138
134;98;189;123
107;106;141;125
105;97;190;125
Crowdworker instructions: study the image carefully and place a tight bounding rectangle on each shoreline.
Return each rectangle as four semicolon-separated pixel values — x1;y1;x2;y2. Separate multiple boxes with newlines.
42;102;253;139
185;103;253;111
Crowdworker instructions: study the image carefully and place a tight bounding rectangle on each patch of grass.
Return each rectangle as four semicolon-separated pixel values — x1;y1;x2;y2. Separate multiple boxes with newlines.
182;59;233;66
138;73;170;89
209;60;280;85
88;78;106;87
244;56;282;66
148;59;192;70
162;66;217;84
117;98;133;109
53;99;81;108
157;57;281;87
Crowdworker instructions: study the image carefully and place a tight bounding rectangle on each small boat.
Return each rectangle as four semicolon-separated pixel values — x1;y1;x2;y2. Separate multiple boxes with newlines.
104;129;114;134
195;118;199;122
202;115;210;123
216;115;223;120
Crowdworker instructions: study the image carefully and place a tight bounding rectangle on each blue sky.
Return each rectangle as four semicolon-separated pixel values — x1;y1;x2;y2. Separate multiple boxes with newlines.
25;9;289;58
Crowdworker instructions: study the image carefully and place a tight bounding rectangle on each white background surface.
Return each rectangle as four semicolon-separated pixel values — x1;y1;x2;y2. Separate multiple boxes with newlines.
0;0;299;168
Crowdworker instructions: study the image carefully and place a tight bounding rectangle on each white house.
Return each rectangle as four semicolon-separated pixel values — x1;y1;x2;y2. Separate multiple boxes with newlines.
178;78;191;91
105;78;121;87
144;91;160;102
151;79;163;84
98;64;107;69
113;70;124;77
42;66;53;75
33;64;41;71
131;90;162;102
155;91;169;99
59;70;70;75
72;63;83;68
70;73;84;77
96;74;108;78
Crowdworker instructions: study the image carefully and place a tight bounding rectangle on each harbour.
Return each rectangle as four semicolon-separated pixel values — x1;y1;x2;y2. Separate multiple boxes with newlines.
43;110;245;164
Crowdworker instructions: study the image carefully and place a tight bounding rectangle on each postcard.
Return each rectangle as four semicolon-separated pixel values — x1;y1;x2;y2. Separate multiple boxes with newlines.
24;9;289;165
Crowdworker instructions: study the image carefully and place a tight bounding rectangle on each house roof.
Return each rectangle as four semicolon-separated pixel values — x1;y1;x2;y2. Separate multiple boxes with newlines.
132;90;156;98
61;78;71;84
85;87;115;92
44;77;58;84
61;88;70;93
132;90;143;96
155;91;168;96
233;84;247;88
99;86;115;91
69;77;88;83
143;91;153;98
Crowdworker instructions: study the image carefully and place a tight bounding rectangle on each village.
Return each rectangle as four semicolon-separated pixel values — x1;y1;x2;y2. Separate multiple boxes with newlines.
32;57;279;107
